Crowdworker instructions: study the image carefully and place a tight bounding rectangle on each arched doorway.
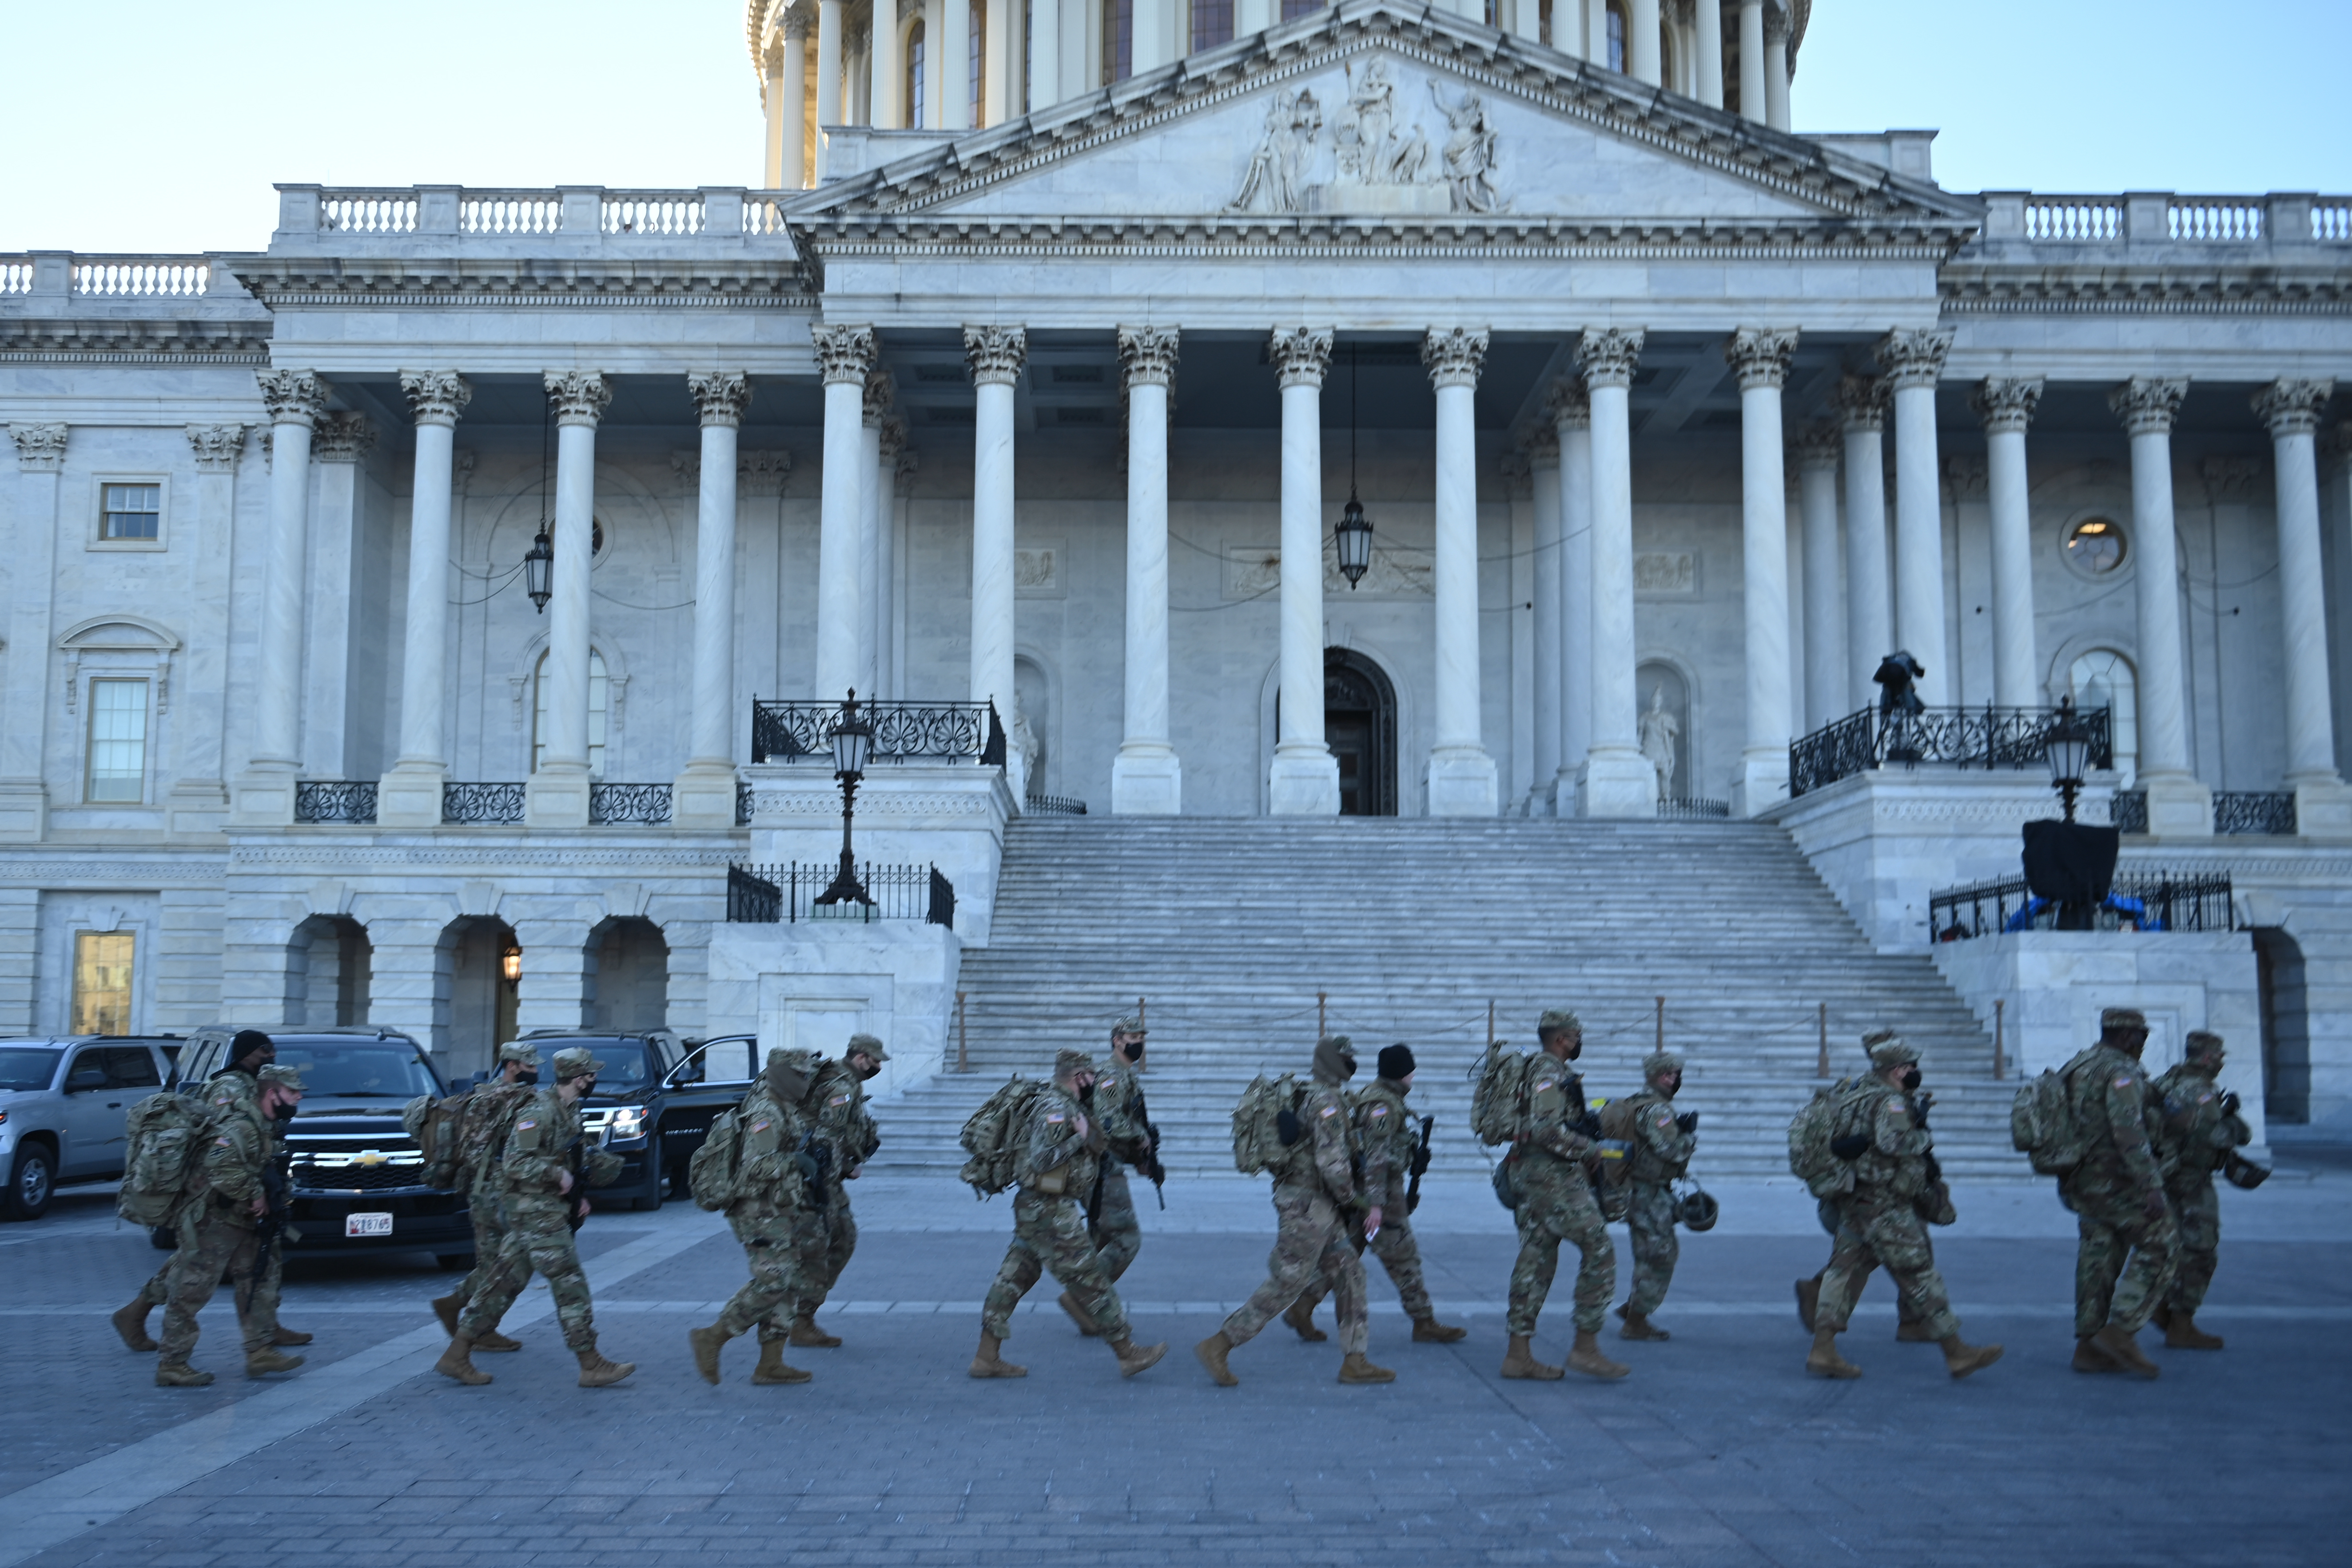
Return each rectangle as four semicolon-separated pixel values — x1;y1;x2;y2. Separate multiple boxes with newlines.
288;915;371;1028
1325;648;1397;817
439;917;520;1082
585;917;669;1033
2253;927;2309;1123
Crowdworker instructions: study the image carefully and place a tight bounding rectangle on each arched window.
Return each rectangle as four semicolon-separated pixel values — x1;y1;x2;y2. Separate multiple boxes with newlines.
1103;0;1133;83
907;21;927;128
533;649;610;778
970;1;986;127
2069;650;2137;786
1605;0;1627;72
1191;0;1234;52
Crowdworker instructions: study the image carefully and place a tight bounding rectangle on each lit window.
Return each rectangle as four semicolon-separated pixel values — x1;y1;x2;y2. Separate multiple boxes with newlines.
532;649;610;778
85;679;148;803
2065;517;2127;575
907;23;927;128
1192;0;1234;52
101;483;160;541
2070;650;2138;785
72;930;135;1036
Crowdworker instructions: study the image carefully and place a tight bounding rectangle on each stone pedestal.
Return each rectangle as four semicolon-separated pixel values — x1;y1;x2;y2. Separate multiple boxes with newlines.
707;919;962;1101
1111;744;1183;816
2293;776;2352;838
377;762;446;828
1578;748;1658;819
1425;747;1500;818
2142;772;2215;839
164;779;229;838
744;762;1014;944
230;765;298;828
672;761;742;829
523;763;591;829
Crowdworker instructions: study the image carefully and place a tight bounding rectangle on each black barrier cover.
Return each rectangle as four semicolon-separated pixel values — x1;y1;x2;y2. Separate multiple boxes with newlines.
2022;819;2120;905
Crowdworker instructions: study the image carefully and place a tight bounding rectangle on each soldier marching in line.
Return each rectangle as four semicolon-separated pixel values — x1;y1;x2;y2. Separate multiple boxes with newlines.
1503;1010;1628;1382
2061;1007;2180;1378
788;1033;887;1350
1805;1034;2002;1381
1284;1044;1467;1346
1611;1049;1698;1341
1059;1014;1160;1336
428;1043;541;1353
436;1047;633;1389
153;1062;308;1387
692;1048;825;1385
1198;1036;1394;1386
2149;1030;2254;1352
1796;1028;1938;1345
971;1049;1167;1379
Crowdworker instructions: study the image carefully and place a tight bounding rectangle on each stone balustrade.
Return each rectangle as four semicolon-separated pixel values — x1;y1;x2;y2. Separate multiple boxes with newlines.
0;254;217;298
271;185;796;247
1989;191;2352;251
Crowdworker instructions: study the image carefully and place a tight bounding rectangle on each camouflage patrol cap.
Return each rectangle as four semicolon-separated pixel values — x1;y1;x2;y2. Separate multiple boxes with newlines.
496;1042;540;1069
846;1031;891;1062
1866;1035;1920;1070
1538;1009;1582;1037
2185;1030;2225;1061
2101;1007;2148;1033
1055;1048;1096;1081
1112;1014;1147;1037
1860;1026;1900;1049
1642;1051;1683;1080
552;1047;604;1079
258;1064;304;1092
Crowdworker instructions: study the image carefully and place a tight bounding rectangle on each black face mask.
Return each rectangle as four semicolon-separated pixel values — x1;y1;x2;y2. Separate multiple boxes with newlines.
271;1101;298;1124
1119;1041;1144;1064
1899;1066;1922;1092
1077;1080;1096;1104
516;1071;539;1086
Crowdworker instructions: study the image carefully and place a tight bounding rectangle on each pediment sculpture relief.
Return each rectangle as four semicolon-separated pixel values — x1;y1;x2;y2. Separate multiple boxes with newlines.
1228;57;1506;218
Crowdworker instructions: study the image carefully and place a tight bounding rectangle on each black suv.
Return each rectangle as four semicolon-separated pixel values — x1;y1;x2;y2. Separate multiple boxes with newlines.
510;1031;761;1205
158;1026;474;1267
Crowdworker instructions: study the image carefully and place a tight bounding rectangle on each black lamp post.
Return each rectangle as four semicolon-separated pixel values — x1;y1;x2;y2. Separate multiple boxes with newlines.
523;528;553;613
2043;694;2092;823
814;688;876;908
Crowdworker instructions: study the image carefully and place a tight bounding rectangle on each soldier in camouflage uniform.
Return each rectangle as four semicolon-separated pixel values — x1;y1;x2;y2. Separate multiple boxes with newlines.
971;1049;1167;1379
1198;1036;1393;1386
437;1047;632;1388
787;1033;887;1348
692;1048;824;1385
1059;1014;1161;1335
1285;1044;1465;1345
1612;1049;1699;1341
1795;1030;1936;1344
154;1063;308;1386
2060;1007;2179;1379
428;1043;540;1353
1807;1035;2002;1381
1503;1010;1628;1381
2149;1030;2251;1352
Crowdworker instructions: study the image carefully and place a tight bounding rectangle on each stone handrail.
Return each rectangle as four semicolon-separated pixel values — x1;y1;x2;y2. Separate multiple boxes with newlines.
0;255;215;297
276;185;797;242
1993;191;2349;247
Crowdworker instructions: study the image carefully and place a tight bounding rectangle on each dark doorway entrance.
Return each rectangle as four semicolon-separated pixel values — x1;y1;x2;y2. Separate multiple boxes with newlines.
1325;648;1397;816
2253;926;2309;1123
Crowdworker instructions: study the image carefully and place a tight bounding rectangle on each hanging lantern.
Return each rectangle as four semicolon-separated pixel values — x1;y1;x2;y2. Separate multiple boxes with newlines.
829;689;875;780
1336;488;1374;588
500;943;522;983
523;529;553;613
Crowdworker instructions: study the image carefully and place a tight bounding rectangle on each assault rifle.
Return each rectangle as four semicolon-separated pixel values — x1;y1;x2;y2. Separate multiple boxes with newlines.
1406;1115;1434;1215
564;1137;590;1231
239;1150;292;1318
1130;1085;1167;1210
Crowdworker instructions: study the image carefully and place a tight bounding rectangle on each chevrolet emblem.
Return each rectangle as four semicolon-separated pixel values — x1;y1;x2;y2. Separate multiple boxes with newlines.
354;1150;389;1167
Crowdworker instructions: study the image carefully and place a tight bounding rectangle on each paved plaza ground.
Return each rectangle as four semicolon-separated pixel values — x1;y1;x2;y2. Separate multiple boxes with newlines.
4;1166;2348;1568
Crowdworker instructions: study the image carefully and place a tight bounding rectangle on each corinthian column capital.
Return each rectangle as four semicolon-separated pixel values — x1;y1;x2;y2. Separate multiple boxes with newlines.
1575;328;1645;390
963;324;1029;386
813;323;877;385
311;411;378;463
1268;326;1334;390
862;368;896;426
2254;378;2336;439
2109;376;2189;436
1421;326;1491;390
1972;377;2044;434
1544;376;1591;430
543;370;613;426
186;423;248;473
1725;327;1799;391
255;369;329;427
10;422;68;471
1833;373;1888;432
1117;326;1181;389
398;370;474;428
686;370;754;428
1793;420;1842;470
1876;329;1954;392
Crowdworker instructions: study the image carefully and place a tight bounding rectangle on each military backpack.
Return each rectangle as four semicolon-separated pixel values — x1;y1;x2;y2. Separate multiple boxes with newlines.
400;1090;473;1191
1231;1073;1312;1178
117;1092;212;1228
959;1077;1052;1196
1469;1042;1542;1147
1787;1076;1872;1198
2011;1050;2097;1176
688;1108;746;1210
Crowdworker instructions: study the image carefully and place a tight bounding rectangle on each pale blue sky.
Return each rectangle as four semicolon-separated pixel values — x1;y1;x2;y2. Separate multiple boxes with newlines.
1;0;2344;253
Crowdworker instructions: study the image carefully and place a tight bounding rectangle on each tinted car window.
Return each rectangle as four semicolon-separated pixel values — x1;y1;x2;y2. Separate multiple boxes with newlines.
684;1037;760;1085
271;1040;444;1098
0;1047;61;1091
581;1043;657;1093
103;1046;161;1088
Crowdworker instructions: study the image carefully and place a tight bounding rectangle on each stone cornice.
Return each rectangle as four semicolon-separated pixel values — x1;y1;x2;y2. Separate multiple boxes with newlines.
1939;262;2352;314
0;318;272;361
225;256;816;307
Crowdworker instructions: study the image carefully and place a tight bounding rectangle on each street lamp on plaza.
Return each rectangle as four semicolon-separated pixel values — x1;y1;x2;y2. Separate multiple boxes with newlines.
2043;695;2092;824
814;688;876;909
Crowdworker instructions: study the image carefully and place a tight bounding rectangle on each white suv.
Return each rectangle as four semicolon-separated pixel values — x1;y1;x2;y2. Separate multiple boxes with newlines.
0;1036;180;1220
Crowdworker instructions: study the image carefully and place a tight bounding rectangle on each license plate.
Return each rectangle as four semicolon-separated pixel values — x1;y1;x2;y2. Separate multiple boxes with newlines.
345;1212;394;1238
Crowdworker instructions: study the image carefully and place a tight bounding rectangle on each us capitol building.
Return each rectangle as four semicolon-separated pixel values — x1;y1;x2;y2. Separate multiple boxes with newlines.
4;0;2348;1159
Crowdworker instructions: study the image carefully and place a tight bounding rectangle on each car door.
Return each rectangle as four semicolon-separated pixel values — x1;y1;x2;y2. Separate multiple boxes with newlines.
656;1035;761;1175
57;1044;122;1177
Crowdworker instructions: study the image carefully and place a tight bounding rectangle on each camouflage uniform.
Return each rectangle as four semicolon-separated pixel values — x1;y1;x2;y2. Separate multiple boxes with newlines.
1506;1056;1615;1338
1089;1041;1155;1284
133;1067;268;1317
1614;1053;1698;1321
980;1074;1130;1345
446;1060;541;1315
157;1065;300;1372
2059;1036;2179;1339
1813;1080;1961;1342
2152;1039;2251;1323
455;1075;622;1353
1295;1075;1441;1325
1221;1063;1370;1356
708;1054;821;1354
794;1046;882;1321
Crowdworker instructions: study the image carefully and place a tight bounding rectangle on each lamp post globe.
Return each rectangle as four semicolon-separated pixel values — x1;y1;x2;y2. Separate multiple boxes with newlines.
2043;695;2091;823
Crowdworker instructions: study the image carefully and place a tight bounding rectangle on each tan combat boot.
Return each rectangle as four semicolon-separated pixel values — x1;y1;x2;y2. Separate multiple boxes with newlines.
111;1298;158;1353
1282;1298;1328;1342
434;1336;492;1386
576;1342;637;1387
1568;1330;1631;1380
2092;1323;2160;1379
788;1314;842;1348
1110;1337;1168;1377
1939;1336;2003;1380
1895;1317;1938;1343
269;1326;314;1347
430;1292;464;1337
1806;1327;1861;1380
1194;1331;1239;1387
1616;1305;1670;1341
1500;1333;1563;1380
689;1324;729;1385
1058;1290;1102;1337
752;1339;813;1385
1410;1317;1468;1344
155;1361;214;1388
472;1326;522;1353
1337;1352;1396;1385
1794;1274;1823;1333
2164;1312;2225;1350
244;1347;306;1377
2072;1335;2122;1373
970;1330;1028;1378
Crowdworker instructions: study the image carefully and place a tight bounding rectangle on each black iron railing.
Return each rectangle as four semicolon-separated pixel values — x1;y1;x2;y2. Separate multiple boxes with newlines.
1658;797;1731;820
724;861;956;925
751;698;1005;766
2217;791;2296;835
1024;793;1089;816
294;781;378;824
2110;789;2148;833
442;782;526;824
1789;704;2112;798
736;781;754;826
1928;871;2235;942
588;782;673;824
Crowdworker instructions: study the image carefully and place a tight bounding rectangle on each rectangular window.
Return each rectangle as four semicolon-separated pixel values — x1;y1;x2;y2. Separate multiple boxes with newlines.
85;678;148;803
72;931;135;1036
1279;0;1319;20
1192;0;1234;52
101;483;161;541
1104;0;1133;83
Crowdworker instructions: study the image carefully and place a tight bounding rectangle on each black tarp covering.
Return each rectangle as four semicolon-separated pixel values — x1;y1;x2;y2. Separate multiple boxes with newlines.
2022;819;2120;905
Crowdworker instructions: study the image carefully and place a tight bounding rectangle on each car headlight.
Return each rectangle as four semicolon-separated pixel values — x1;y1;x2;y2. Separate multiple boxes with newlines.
607;1106;649;1140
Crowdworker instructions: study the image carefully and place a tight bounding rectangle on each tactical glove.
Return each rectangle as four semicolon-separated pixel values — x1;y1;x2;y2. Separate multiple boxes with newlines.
2221;1090;2242;1116
1829;1133;1870;1161
1675;1110;1699;1135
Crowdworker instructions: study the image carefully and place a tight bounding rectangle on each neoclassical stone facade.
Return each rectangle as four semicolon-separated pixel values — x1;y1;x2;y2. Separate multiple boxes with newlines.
5;1;2352;1121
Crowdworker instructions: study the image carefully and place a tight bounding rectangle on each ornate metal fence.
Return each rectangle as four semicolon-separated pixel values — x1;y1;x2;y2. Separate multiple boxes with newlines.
724;862;956;925
2109;789;2148;833
751;699;1005;766
588;783;674;824
1788;705;2112;798
2216;791;2296;836
294;781;378;824
727;864;784;923
1927;871;2235;942
1024;792;1089;816
442;782;526;824
1657;797;1731;820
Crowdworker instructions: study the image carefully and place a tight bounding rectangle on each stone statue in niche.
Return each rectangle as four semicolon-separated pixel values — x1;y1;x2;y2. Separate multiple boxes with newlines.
1640;686;1680;803
1431;84;1505;214
1229;89;1324;215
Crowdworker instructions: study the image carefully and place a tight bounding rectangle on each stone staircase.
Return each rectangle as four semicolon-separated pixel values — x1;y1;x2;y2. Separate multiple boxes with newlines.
868;816;2029;1182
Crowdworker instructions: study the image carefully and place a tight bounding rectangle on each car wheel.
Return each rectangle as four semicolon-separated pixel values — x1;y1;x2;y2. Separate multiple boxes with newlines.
436;1252;476;1272
4;1142;56;1222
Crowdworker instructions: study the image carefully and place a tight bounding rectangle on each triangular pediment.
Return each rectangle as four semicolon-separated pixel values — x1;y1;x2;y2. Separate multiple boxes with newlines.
792;0;1979;239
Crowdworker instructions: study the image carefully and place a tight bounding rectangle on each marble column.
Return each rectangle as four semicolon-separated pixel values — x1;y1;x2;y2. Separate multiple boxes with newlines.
1268;326;1337;816
2110;376;2211;835
303;414;374;782
966;324;1025;794
230;370;327;827
675;371;752;828
1694;0;1724;107
877;417;907;700
380;372;471;827
167;424;247;836
858;369;893;695
871;0;904;130
784;15;810;186
983;0;1011;123
1836;374;1891;711
940;0;971;132
1973;377;2044;710
1628;0;1661;84
1727;329;1797;815
1576;329;1655;817
1794;421;1844;733
524;371;609;828
1114;326;1182;815
2256;377;2352;832
1528;430;1563;810
1881;329;1952;705
1551;379;1593;809
763;39;788;188
813;325;875;705
0;424;67;840
1423;327;1499;816
1762;4;1791;128
816;0;844;176
1736;0;1765;122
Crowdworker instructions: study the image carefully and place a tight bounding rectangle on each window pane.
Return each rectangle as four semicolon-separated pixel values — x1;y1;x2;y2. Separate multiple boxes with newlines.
72;931;135;1036
1607;4;1626;71
101;483;160;541
1279;0;1319;19
909;25;926;127
1193;0;1234;52
970;2;985;128
1106;0;1133;82
85;679;147;802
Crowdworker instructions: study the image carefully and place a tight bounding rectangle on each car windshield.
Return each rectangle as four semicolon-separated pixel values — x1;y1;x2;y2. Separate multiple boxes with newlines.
537;1041;657;1093
0;1047;61;1092
269;1041;444;1099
